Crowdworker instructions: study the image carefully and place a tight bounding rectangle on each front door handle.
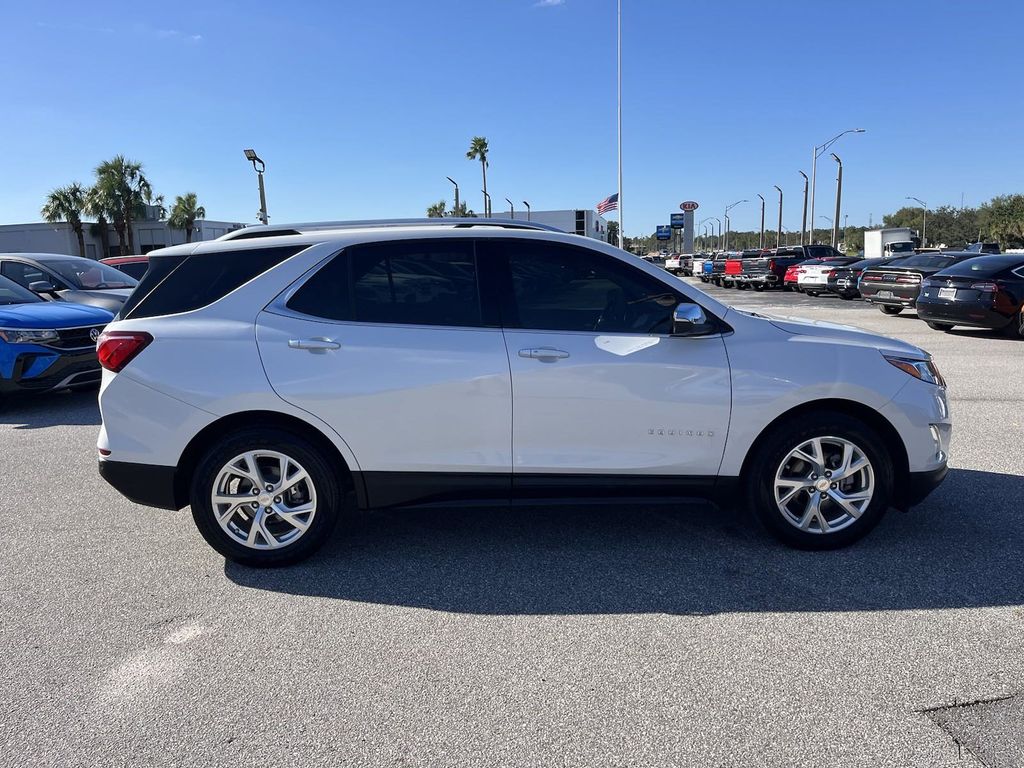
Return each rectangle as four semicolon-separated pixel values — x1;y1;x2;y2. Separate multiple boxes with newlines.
518;347;570;361
288;337;341;352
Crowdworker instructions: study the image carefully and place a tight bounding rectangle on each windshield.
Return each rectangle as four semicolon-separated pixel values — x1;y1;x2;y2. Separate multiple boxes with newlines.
888;242;915;253
939;256;1022;277
0;275;43;305
46;259;138;290
892;253;964;270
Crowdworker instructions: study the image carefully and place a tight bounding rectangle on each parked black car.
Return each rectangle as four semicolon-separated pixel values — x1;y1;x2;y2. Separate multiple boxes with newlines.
0;253;137;313
964;242;1000;254
826;255;911;299
859;252;981;315
917;254;1024;337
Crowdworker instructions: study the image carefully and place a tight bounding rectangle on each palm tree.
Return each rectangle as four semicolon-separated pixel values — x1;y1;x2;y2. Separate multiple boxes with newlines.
466;136;490;216
167;193;207;242
86;182;126;256
451;201;474;217
94;155;155;255
41;183;89;257
426;200;448;218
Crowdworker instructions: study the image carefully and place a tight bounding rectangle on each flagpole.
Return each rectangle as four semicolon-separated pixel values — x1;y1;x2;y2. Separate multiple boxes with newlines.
616;0;623;249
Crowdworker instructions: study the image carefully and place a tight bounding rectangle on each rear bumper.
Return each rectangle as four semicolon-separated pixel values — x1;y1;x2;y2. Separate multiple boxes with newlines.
916;299;1011;329
98;459;182;510
861;288;919;306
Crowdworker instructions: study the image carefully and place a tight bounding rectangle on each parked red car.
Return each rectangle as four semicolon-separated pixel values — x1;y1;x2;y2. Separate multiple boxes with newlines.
100;255;150;280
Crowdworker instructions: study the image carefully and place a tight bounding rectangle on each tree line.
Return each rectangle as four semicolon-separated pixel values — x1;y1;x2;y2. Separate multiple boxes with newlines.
626;194;1024;254
41;156;206;258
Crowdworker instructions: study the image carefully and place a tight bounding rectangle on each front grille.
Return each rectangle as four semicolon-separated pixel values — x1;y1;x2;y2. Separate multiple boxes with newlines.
47;325;106;350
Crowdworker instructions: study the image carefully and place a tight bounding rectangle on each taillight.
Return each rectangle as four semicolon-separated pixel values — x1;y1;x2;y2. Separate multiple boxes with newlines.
970;281;999;293
863;273;881;281
896;274;921;284
828;269;837;278
768;259;776;271
97;331;153;372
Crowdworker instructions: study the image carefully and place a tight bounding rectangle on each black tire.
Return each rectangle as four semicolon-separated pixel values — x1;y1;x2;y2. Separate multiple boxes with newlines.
879;305;902;315
839;292;856;300
743;412;894;550
926;321;954;331
753;284;764;292
190;427;343;567
1001;310;1024;339
805;290;819;297
782;285;792;292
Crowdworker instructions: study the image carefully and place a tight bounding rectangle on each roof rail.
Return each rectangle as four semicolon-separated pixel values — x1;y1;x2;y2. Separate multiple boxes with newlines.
219;217;564;241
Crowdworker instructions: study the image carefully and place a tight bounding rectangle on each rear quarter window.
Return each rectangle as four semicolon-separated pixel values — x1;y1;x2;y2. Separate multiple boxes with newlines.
122;245;305;320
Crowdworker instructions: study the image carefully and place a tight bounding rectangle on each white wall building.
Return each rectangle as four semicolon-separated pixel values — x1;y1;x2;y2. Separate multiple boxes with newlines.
494;209;611;242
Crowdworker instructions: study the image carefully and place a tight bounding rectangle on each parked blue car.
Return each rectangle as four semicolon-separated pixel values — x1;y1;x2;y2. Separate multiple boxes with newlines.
0;275;113;396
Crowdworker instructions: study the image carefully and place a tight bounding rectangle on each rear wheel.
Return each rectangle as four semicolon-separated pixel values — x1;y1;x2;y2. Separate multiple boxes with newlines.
879;305;902;315
1002;309;1024;339
190;428;343;567
744;413;893;549
926;321;954;331
753;284;764;292
805;290;819;297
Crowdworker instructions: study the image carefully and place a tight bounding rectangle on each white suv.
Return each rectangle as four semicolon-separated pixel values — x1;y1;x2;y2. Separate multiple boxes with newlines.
97;219;951;566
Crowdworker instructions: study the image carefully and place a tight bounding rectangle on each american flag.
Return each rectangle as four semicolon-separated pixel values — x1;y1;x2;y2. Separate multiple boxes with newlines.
596;193;618;215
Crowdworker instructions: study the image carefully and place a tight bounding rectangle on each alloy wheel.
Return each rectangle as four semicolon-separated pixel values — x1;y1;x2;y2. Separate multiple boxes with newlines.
773;436;875;534
211;450;317;550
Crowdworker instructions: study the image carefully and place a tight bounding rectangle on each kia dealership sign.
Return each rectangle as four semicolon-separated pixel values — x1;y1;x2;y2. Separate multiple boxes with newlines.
679;201;699;212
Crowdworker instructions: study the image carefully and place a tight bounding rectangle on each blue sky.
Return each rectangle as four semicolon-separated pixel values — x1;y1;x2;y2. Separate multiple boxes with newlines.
1;0;1022;237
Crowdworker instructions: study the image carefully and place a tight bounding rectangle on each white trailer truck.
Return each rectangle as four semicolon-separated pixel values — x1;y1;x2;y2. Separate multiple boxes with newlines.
864;228;917;259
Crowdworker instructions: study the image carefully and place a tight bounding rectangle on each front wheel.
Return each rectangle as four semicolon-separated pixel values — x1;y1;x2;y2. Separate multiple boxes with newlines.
879;305;902;315
190;428;343;567
743;413;893;549
926;321;954;331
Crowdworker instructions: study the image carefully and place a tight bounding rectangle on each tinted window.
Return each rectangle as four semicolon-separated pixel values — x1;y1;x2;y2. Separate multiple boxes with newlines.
112;261;150;280
893;253;966;270
288;240;482;327
1;261;51;288
807;246;838;258
45;259;137;289
503;242;679;334
124;245;304;320
0;275;42;304
937;256;1023;278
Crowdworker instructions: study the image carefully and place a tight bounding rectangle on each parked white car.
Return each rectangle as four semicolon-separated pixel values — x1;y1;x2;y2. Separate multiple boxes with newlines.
97;219;951;566
797;258;857;296
665;253;682;274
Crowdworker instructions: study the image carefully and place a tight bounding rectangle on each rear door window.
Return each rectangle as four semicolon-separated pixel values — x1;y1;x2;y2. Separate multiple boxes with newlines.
287;239;484;328
1;261;53;288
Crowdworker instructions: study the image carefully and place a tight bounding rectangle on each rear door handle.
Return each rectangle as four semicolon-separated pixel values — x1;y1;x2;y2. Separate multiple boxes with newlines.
288;337;341;352
518;347;570;361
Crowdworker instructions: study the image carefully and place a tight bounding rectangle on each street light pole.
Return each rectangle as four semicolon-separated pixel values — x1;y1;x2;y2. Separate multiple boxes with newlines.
798;171;808;245
616;0;623;248
713;217;722;251
810;128;864;245
446;176;460;217
906;196;928;246
756;194;765;249
505;198;514;220
482;190;491;218
243;149;268;225
773;185;783;248
522;201;531;221
724;200;746;251
831;153;842;250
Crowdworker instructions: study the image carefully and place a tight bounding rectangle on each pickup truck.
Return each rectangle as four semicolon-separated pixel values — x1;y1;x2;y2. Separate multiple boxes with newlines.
742;245;841;291
704;252;734;285
721;249;766;289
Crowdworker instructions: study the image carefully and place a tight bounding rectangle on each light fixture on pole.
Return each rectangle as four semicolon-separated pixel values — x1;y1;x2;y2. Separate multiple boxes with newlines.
505;198;515;220
798;170;809;245
830;153;843;249
724;200;746;251
446;177;460;217
522;200;531;221
906;196;928;246
773;185;783;248
243;149;268;225
756;194;765;249
699;216;713;251
711;217;722;251
809;129;864;245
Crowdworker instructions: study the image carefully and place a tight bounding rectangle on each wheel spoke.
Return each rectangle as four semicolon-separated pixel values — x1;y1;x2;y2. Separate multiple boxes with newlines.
798;494;821;530
828;488;872;518
279;468;310;496
275;502;314;533
834;456;869;481
246;509;265;546
213;491;258;506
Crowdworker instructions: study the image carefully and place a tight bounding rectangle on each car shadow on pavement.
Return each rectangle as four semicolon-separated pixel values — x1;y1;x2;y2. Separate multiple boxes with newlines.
0;390;101;429
226;467;1024;616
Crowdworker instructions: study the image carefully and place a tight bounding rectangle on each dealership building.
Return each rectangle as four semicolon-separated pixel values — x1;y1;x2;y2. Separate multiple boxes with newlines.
494;208;611;242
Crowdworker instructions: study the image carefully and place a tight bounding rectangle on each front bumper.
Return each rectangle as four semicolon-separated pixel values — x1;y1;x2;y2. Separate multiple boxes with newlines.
0;346;101;394
98;459;182;510
904;464;949;508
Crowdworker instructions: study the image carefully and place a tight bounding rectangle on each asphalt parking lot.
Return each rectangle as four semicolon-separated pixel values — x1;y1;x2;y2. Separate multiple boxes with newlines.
2;280;1023;767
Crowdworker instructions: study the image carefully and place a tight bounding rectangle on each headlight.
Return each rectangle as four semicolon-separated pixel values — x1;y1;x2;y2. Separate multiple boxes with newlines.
0;328;60;344
882;353;946;387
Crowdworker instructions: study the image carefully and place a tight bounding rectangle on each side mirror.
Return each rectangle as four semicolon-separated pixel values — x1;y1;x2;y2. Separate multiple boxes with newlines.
671;302;710;336
28;281;57;294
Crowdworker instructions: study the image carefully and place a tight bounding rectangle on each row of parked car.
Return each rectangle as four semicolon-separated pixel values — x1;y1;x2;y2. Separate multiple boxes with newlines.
0;252;146;397
667;245;1024;339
